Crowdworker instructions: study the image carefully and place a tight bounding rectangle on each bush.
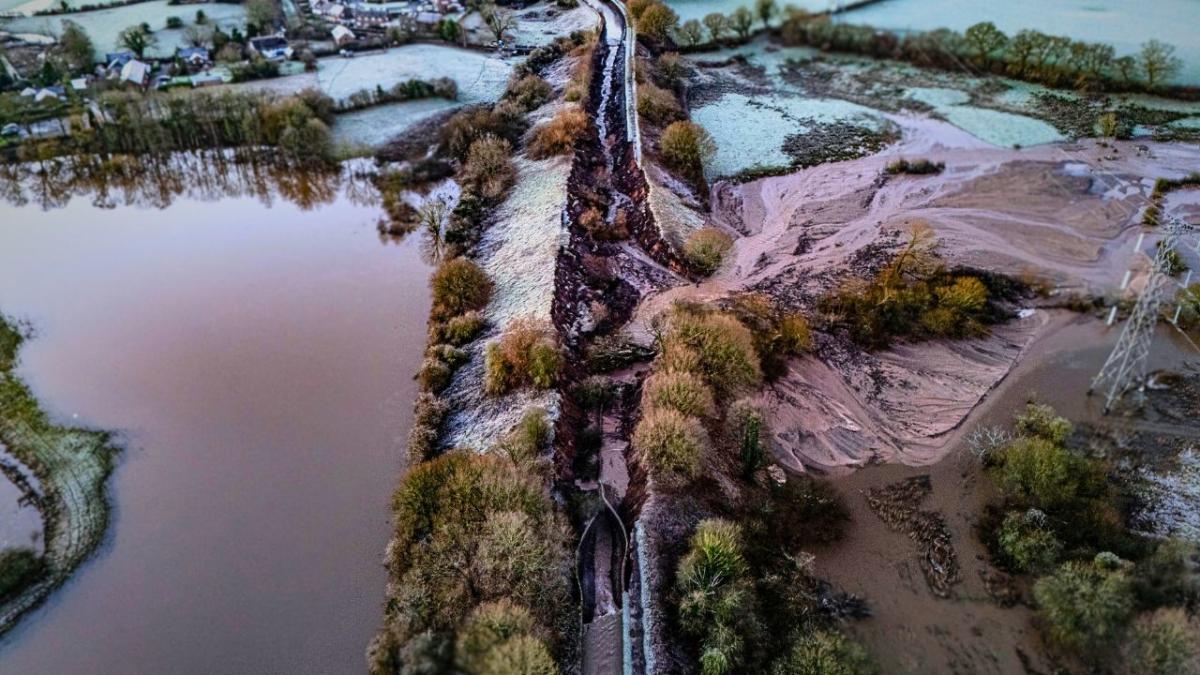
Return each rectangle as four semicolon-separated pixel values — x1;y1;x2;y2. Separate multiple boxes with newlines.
660;307;762;396
166;15;183;28
676;519;753;673
527;107;587;159
500;407;552;466
637;81;682;126
642;370;716;418
776;314;812;355
484;320;560;396
388;451;571;639
884;157;944;175
431;258;493;321
1033;556;1135;655
406;392;449;462
1014;402;1073;444
417;357;454;393
505;74;553;112
455;601;556;675
681;227;733;275
433;311;487;346
459;135;517;202
727;399;768;477
632;407;708;480
660;120;716;181
1123;608;1200;675
992;436;1091;511
770;630;875;675
997;509;1062;573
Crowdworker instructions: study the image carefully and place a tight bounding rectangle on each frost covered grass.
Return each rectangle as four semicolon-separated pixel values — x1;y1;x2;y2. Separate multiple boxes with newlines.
509;4;597;46
3;1;246;58
664;0;828;24
690;91;883;178
905;86;1064;147
1136;448;1200;542
330;98;458;151
0;315;118;634
227;45;514;106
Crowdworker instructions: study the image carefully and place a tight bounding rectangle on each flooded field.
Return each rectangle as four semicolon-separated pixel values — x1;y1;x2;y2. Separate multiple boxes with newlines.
0;159;430;673
836;0;1200;86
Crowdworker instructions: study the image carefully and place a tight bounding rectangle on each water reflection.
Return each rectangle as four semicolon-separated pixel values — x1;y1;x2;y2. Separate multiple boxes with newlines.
0;151;381;213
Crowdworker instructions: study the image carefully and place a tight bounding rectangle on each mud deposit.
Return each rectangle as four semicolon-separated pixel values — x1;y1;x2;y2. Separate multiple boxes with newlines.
0;180;430;673
812;317;1198;675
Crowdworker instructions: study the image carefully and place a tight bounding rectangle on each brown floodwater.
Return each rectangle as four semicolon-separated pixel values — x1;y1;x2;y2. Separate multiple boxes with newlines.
0;169;429;674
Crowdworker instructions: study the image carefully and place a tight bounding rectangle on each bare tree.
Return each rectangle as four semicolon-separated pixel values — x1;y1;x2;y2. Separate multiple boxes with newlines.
482;3;516;43
1139;39;1181;88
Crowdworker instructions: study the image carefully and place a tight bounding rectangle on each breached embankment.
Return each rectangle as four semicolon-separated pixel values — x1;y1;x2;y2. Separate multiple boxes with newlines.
628;116;1200;473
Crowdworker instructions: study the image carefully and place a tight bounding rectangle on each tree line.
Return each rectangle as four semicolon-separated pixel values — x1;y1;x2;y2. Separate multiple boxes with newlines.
633;0;1191;96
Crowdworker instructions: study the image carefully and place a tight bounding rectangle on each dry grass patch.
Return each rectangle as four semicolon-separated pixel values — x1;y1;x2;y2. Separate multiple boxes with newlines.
527;107;587;159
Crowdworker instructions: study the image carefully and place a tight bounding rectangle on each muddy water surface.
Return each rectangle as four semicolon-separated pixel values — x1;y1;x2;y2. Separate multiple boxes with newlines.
0;181;428;673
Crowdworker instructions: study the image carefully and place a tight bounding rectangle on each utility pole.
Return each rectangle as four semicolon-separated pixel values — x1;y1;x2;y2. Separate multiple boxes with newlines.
1090;216;1197;413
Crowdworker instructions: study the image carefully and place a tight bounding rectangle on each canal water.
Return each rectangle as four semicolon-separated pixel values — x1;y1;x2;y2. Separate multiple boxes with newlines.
0;160;429;673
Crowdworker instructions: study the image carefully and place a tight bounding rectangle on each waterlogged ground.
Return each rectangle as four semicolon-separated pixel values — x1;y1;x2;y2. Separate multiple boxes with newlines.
687;40;1200;177
331;98;459;151
226;45;515;105
2;1;247;60
0;164;430;673
835;0;1200;86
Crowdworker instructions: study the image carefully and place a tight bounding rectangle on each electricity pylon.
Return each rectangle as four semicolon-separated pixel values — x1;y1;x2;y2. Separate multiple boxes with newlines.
1089;216;1197;413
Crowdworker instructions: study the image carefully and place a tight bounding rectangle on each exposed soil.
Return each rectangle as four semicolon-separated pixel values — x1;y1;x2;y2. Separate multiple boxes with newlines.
625;115;1200;472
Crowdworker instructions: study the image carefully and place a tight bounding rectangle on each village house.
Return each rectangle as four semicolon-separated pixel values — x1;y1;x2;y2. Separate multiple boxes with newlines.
176;47;210;68
248;35;291;60
119;59;151;87
331;24;356;46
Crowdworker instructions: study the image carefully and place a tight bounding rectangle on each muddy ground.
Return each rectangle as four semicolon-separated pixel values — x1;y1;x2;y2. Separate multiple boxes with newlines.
810;315;1199;675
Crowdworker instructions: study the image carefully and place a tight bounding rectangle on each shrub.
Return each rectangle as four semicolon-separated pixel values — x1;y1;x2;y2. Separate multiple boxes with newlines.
656;52;686;87
660;308;762;396
484;320;561;396
676;519;752;672
771;630;875;675
431;258;493;321
642;370;716;418
166;15;183;28
505;74;553;112
997;509;1062;573
406;392;449;462
632;407;708;480
417;357;454;394
433;311;487;346
527;107;587;159
637;81;682;126
1033;556;1135;655
1123;608;1200;675
660;120;716;181
499;407;552;466
682;228;733;275
459;135;517;202
776;314;812;355
992;436;1089;511
455;601;556;675
727;399;768;477
884;157;944;175
1013;402;1073;444
428;343;469;369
